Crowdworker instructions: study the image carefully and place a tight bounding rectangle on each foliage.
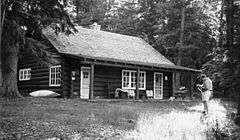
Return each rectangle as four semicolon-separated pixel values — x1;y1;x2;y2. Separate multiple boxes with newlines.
94;0;218;70
0;0;75;97
105;0;142;36
71;0;118;29
1;0;76;56
210;1;240;97
201;0;240;117
153;0;217;68
1;0;239;104
225;1;240;115
101;0;240;104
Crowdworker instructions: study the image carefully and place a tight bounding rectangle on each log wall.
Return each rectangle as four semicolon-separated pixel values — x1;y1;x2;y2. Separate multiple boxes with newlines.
18;52;173;99
18;44;63;96
75;65;173;99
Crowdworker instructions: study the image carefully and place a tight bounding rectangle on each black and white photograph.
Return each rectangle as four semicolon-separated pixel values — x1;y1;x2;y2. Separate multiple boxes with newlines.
0;0;240;139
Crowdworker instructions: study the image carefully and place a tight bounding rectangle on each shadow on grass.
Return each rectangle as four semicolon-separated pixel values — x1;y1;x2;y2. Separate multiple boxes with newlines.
99;106;138;129
0;97;238;139
124;99;238;140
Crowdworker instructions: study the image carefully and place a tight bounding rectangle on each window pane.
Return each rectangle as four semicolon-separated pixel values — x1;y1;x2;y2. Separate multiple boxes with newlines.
123;71;130;88
123;82;128;87
139;72;145;89
131;72;136;78
123;71;129;76
122;71;145;89
51;79;54;85
56;72;60;78
56;79;60;85
83;72;89;78
57;67;61;73
23;70;26;79
27;70;31;79
51;73;55;79
51;68;55;73
20;71;23;79
131;72;136;88
50;66;61;86
131;82;136;88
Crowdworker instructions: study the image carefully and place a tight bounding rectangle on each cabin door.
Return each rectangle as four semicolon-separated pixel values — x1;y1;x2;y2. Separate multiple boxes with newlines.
81;67;91;99
154;72;163;99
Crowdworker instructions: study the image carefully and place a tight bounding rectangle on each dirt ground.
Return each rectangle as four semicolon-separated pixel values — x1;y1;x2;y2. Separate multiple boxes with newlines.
0;97;238;139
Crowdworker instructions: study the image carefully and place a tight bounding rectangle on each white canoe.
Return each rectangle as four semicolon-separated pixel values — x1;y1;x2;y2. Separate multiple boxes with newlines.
29;90;60;97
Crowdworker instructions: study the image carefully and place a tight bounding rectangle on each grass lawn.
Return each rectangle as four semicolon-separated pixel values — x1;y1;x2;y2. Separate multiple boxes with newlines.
0;97;238;139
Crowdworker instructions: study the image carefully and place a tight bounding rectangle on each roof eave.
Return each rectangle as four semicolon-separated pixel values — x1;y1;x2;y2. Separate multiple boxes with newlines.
60;53;201;73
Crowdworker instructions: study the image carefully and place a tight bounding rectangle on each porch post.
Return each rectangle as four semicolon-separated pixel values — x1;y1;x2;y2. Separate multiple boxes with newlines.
136;67;140;100
172;71;176;97
189;72;194;99
62;58;71;98
70;67;74;98
90;64;94;99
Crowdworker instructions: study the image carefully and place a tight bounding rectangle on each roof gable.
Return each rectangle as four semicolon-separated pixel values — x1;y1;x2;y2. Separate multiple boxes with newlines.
43;26;175;66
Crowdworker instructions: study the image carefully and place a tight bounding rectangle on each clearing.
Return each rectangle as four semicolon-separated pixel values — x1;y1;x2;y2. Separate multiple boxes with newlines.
0;98;238;140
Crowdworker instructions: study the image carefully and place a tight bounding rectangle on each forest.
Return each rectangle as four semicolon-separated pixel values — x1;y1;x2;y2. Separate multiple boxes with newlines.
69;0;240;101
0;0;240;125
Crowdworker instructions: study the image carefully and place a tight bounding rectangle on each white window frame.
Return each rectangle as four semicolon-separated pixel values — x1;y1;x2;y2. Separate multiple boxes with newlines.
49;65;61;87
139;71;146;89
19;68;31;81
122;70;146;90
154;72;163;99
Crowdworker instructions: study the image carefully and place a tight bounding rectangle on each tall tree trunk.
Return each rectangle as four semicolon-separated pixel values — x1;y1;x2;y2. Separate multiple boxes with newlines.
236;74;240;125
218;0;224;48
0;0;6;91
178;6;185;64
175;5;185;89
2;42;21;97
226;0;234;49
238;87;240;115
1;20;22;98
0;0;3;87
76;0;79;18
225;0;240;124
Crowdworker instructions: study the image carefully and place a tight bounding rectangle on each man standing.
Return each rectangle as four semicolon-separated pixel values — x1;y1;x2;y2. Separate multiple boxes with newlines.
197;74;213;115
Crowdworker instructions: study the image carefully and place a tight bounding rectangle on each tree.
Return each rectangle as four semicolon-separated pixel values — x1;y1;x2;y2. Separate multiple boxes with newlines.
71;0;118;30
152;0;217;90
223;0;240;123
0;0;3;87
105;0;141;35
105;0;217;74
1;0;75;97
102;0;218;91
201;1;240;122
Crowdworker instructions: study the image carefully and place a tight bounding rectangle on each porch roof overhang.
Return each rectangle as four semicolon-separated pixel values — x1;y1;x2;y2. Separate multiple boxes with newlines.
61;53;202;73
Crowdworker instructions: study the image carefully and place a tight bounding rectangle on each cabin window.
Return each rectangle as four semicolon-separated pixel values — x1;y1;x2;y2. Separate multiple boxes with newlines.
49;65;61;86
122;70;146;90
139;72;146;89
19;68;31;81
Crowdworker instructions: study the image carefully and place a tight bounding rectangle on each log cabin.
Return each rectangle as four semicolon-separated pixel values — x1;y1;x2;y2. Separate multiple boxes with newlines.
18;23;201;99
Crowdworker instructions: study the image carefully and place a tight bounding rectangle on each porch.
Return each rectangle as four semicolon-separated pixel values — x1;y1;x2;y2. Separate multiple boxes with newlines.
61;56;199;100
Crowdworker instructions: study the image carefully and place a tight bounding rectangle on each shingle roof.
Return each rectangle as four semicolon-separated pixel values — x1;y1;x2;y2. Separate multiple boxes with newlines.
43;26;200;72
